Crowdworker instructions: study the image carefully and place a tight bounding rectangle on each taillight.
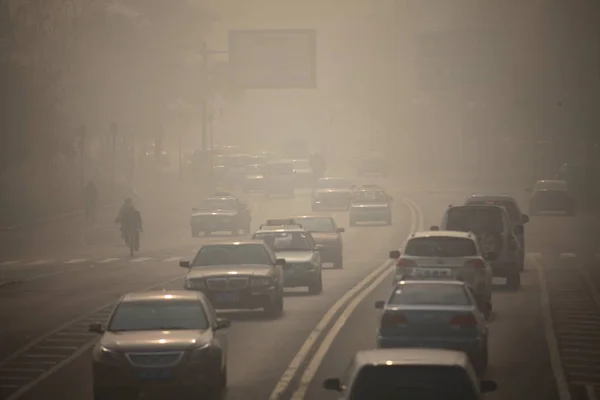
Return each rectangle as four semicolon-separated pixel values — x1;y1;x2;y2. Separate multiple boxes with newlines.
381;313;408;327
465;258;485;268
450;314;477;327
396;258;416;267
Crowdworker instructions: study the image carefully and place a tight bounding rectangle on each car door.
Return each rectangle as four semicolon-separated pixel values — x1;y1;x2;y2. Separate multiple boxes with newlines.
306;232;321;266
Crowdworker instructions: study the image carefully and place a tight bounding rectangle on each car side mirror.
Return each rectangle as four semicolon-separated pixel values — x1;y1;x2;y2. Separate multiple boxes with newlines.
215;318;231;330
323;378;343;392
88;323;104;334
514;225;524;235
374;300;385;309
336;227;345;233
275;258;286;266
480;380;498;393
179;261;190;268
389;250;400;259
521;214;530;224
484;252;498;261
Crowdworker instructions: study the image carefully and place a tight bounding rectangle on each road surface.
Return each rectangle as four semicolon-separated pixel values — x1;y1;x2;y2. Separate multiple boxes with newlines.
1;179;599;400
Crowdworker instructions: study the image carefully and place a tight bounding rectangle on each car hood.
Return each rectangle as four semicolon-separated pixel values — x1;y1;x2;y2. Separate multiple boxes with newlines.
314;188;351;195
274;251;314;263
309;232;340;245
350;203;389;208
100;330;212;352
191;210;238;217
186;265;272;279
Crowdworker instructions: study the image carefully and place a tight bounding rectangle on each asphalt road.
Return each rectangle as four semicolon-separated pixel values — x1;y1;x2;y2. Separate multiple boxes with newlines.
1;180;600;400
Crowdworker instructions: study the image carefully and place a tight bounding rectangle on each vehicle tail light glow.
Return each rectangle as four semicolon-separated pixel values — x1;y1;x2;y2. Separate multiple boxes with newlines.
450;314;477;327
381;313;408;327
396;258;416;267
466;258;485;268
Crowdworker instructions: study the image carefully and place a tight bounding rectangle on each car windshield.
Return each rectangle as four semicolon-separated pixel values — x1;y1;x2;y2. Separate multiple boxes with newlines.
197;198;237;211
254;231;312;251
316;178;352;189
192;244;270;266
267;162;294;175
349;365;478;400
353;191;388;203
294;217;335;232
293;160;311;169
467;199;520;222
534;180;568;191
446;207;503;233
404;237;477;257
388;284;471;306
108;300;209;331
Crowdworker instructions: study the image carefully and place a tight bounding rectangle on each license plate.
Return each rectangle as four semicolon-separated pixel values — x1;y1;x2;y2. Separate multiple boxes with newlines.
138;369;171;380
215;292;239;303
411;268;452;277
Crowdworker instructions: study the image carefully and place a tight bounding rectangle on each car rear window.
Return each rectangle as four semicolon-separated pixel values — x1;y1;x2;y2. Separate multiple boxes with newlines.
467;200;520;222
446;207;503;233
349;365;478;400
404;237;477;257
388;284;471;306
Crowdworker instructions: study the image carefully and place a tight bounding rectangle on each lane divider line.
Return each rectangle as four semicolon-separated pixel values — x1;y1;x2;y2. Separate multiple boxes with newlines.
530;254;573;400
268;196;423;400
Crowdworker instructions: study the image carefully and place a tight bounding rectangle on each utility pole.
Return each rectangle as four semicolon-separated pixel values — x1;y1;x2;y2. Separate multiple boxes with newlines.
110;122;118;194
78;125;87;192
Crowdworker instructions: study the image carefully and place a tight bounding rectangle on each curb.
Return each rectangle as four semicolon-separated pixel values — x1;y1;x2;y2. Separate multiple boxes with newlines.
0;188;141;232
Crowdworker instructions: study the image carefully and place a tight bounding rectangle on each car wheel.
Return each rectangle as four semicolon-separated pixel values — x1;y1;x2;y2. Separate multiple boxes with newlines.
218;365;227;389
264;293;283;318
506;273;521;290
308;273;323;295
333;256;343;269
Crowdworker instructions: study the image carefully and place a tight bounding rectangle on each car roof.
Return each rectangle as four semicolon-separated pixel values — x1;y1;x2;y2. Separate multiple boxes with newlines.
355;348;470;368
255;226;306;233
410;230;475;239
121;290;202;303
467;195;516;202
201;239;266;246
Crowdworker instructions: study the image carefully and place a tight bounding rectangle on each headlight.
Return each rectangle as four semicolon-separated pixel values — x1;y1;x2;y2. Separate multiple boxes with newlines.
189;343;211;361
250;277;272;287
185;279;206;290
95;346;118;363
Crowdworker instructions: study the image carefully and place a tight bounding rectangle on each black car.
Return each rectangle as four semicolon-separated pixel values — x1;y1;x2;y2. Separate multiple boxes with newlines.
180;240;285;317
349;188;393;226
89;290;230;400
312;178;355;211
529;180;575;215
190;194;251;236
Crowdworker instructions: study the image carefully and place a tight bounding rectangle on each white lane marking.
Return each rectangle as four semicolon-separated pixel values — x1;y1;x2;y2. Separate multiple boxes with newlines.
64;259;87;264
560;253;576;258
586;385;598;400
291;261;394;399
0;261;20;266
27;260;53;266
163;256;182;262
98;258;120;264
530;254;572;400
130;257;152;263
3;274;186;400
269;196;423;400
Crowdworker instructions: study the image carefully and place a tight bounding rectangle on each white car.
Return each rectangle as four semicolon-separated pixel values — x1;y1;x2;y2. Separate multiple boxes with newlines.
389;230;493;317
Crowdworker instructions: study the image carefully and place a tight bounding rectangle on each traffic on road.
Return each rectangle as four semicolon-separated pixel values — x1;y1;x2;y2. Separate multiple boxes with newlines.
0;149;599;400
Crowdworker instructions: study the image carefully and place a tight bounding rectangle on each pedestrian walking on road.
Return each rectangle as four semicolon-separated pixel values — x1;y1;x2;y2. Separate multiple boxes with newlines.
83;181;98;224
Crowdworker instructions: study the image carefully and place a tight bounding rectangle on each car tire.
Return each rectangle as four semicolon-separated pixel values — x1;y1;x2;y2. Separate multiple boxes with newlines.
506;273;521;290
264;293;283;319
218;365;227;389
308;273;323;295
333;256;343;269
